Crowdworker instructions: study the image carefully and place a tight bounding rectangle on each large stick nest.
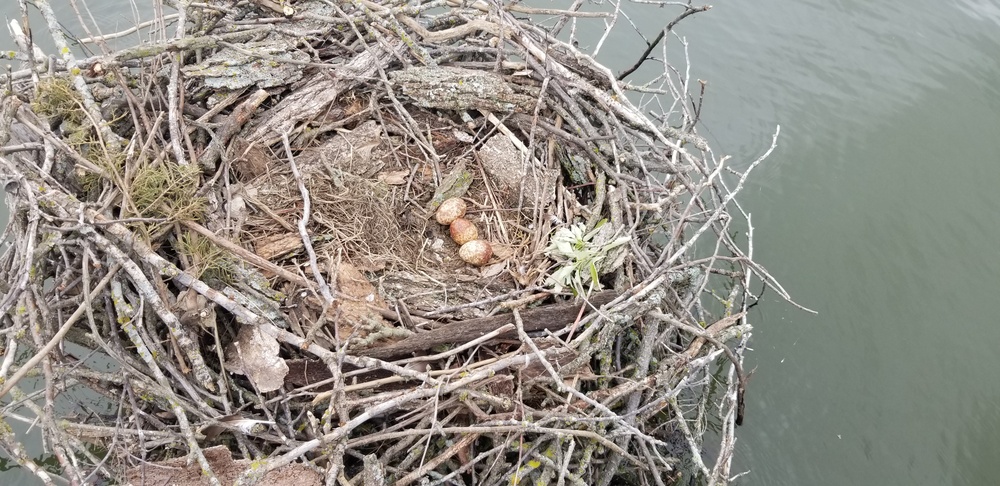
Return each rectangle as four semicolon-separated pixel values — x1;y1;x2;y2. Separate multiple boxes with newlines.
0;0;799;485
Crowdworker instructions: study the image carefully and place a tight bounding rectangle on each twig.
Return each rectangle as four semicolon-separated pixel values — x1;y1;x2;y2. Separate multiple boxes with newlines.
31;0;121;146
0;264;119;399
394;433;479;486
198;89;270;171
668;397;711;478
513;308;661;464
361;292;615;360
76;14;181;43
308;325;517;404
617;4;711;81
651;311;748;426
283;132;335;307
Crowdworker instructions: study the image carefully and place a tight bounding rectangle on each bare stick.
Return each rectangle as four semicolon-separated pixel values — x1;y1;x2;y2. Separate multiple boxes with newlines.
394;433;480;486
617;4;711;81
0;264;119;399
282;132;336;307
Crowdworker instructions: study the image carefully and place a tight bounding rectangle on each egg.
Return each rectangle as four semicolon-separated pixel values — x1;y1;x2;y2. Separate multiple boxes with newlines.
459;240;493;266
449;218;478;245
435;197;468;225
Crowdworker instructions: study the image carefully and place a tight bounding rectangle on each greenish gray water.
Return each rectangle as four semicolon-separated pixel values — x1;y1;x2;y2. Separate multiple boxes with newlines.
670;2;1000;485
3;1;1000;484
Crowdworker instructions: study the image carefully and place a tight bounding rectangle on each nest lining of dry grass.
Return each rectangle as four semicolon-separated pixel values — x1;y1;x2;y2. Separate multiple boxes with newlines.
0;0;807;485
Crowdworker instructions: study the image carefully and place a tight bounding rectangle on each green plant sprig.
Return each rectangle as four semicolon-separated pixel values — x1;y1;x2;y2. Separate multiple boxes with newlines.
545;221;630;295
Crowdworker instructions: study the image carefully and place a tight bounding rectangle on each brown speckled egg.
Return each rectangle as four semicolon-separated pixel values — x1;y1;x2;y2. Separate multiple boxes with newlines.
449;218;479;245
459;240;493;266
435;197;468;225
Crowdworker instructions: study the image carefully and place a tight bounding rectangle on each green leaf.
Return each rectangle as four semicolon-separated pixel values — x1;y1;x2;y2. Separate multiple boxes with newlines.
588;261;600;290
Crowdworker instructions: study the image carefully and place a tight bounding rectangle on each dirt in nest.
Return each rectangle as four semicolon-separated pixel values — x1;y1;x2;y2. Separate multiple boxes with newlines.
125;445;322;486
240;120;417;272
237;113;556;319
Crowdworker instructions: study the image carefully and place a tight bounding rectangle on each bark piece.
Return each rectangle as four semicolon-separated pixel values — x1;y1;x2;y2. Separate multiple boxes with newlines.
183;42;307;90
360;291;616;360
226;325;289;393
249;41;404;142
391;66;537;113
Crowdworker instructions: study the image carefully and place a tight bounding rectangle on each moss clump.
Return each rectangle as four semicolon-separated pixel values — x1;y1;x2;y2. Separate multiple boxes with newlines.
129;162;205;222
32;77;127;196
175;232;235;282
32;77;86;127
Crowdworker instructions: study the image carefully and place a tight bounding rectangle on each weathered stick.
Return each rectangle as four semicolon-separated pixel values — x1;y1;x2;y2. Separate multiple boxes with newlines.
358;291;616;360
0;264;119;399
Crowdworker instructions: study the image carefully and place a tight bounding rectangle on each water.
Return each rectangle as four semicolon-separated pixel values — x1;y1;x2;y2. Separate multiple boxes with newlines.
3;0;1000;484
673;2;1000;485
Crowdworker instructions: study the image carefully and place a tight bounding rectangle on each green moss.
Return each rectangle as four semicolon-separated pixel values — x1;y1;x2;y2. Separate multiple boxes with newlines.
130;162;205;222
176;232;235;282
32;77;127;196
32;78;85;125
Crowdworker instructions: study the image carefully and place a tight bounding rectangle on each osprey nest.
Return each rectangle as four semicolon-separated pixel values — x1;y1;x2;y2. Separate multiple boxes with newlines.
0;0;799;485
